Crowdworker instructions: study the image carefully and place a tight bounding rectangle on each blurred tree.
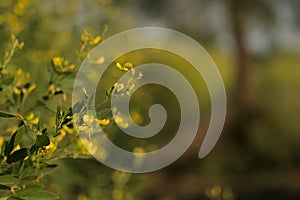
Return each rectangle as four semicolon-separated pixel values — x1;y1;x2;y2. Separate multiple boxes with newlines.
228;0;257;147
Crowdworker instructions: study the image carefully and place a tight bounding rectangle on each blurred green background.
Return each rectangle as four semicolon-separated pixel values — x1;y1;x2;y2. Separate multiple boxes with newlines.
1;0;300;199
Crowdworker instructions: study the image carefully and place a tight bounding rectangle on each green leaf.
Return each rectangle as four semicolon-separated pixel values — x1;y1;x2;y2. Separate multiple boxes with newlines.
19;164;58;180
105;85;115;99
72;101;85;114
40;164;58;176
61;117;72;126
15;189;59;200
0;87;10;104
4;127;24;156
35;135;50;148
7;148;28;164
30;135;50;152
66;107;73;117
41;128;47;135
0;184;11;190
47;143;77;159
0;175;20;186
7;197;22;200
22;183;43;190
55;106;61;128
31;164;58;177
1;77;14;86
14;127;25;149
5;132;17;156
0;110;16;118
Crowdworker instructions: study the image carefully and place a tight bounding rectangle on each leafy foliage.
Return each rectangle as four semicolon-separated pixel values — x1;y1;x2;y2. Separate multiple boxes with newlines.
0;19;144;198
0;27;110;199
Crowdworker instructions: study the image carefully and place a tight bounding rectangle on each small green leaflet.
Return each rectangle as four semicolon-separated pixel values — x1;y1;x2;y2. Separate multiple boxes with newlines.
0;110;16;118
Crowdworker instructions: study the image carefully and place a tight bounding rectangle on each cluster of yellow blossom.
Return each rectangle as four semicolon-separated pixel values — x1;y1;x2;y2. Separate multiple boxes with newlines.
13;69;36;96
52;56;75;74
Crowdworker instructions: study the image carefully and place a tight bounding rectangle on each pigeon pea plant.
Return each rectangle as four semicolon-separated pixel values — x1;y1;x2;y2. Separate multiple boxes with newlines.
0;31;116;200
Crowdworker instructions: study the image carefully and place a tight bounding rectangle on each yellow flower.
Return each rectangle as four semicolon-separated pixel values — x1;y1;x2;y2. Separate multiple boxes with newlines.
45;141;56;151
26;112;39;125
130;111;143;124
28;83;36;92
52;56;63;66
26;112;34;120
8;14;19;27
13;0;29;15
98;119;110;125
83;114;95;126
0;137;4;146
124;62;133;69
77;194;88;200
97;146;107;161
12;144;21;152
16;68;23;76
111;171;131;185
62;64;75;72
114;115;129;129
205;185;222;199
67;64;75;70
115;62;133;72
133;147;144;158
116;62;124;71
48;84;55;95
62;125;74;134
114;83;124;92
81;138;97;155
18;42;24;49
133;147;145;167
32;117;39;125
90;36;101;45
55;129;66;143
1;69;8;75
112;188;123;200
13;86;21;95
90;56;104;64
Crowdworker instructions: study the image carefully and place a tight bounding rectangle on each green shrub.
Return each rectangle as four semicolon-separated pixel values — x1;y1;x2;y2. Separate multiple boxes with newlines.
0;27;141;199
